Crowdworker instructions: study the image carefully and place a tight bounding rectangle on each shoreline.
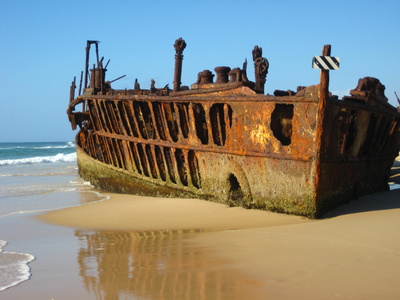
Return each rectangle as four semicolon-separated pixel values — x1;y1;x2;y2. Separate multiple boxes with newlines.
1;159;399;299
37;193;311;232
37;158;400;231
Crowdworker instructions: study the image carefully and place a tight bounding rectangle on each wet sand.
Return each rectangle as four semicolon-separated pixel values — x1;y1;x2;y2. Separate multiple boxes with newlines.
1;159;399;299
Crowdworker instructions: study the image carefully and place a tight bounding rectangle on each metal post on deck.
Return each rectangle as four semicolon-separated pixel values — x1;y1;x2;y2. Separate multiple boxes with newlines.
173;38;186;92
319;45;331;109
312;44;341;212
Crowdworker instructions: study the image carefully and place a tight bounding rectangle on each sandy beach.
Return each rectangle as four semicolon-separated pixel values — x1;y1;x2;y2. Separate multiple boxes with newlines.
1;159;399;299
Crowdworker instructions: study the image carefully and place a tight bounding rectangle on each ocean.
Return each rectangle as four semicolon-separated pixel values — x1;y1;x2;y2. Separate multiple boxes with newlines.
0;141;106;292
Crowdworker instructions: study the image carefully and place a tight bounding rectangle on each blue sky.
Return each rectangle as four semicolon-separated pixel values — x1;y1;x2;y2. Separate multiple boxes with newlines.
0;0;399;142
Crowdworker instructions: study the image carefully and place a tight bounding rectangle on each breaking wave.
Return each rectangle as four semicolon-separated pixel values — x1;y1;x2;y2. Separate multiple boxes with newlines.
0;152;77;166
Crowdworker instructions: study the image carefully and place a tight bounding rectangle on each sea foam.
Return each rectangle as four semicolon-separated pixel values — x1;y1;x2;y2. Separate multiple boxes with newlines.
0;152;76;166
0;240;35;292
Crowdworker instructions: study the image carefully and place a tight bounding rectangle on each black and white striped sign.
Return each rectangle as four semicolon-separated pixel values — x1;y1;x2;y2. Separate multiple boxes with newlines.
312;56;340;70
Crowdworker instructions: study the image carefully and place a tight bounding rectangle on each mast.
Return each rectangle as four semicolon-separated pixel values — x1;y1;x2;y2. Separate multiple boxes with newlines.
83;40;99;111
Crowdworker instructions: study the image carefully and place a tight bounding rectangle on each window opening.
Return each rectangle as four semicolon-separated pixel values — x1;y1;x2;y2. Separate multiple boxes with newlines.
270;104;294;146
193;103;208;144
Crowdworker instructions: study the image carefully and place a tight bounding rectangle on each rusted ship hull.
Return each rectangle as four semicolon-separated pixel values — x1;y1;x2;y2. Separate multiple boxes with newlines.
68;39;400;218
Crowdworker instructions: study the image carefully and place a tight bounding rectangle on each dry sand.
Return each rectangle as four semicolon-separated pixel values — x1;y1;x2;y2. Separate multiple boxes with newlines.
2;159;399;299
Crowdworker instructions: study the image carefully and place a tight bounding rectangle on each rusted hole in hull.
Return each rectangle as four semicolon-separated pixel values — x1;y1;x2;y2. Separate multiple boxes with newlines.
210;103;231;146
117;139;127;169
112;139;123;168
152;102;167;141
163;103;179;142
155;146;167;181
134;102;156;139
175;149;188;186
145;144;158;178
163;147;176;183
100;101;114;133
228;173;244;204
188;150;201;189
123;102;140;138
87;101;101;131
129;142;142;175
137;143;150;177
177;103;190;138
106;101;122;134
98;136;109;164
94;135;104;161
193;103;208;144
117;102;132;136
270;104;293;146
105;138;115;166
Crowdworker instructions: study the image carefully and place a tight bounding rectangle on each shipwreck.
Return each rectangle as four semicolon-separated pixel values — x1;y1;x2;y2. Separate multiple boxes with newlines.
67;38;400;218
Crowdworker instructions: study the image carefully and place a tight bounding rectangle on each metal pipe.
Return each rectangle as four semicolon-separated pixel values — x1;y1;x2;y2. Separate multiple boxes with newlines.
173;38;186;92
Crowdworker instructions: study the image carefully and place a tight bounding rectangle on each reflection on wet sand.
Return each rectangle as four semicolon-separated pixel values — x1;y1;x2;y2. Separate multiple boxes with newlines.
75;229;266;300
